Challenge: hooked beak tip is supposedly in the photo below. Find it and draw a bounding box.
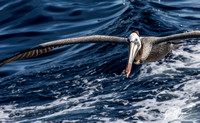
[126,73,129,78]
[125,63,132,78]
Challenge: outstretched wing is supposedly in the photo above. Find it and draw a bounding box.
[154,31,200,44]
[0,35,128,67]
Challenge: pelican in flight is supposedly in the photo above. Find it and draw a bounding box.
[0,31,200,77]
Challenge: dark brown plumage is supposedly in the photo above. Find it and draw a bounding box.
[135,31,200,64]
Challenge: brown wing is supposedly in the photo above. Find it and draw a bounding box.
[0,35,128,67]
[154,31,200,44]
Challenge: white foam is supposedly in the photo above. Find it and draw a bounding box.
[0,88,118,122]
[98,117,129,123]
[130,79,200,122]
[131,43,200,122]
[0,104,17,122]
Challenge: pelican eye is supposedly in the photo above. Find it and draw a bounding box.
[134,39,140,45]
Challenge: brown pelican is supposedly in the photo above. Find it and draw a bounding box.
[0,31,200,77]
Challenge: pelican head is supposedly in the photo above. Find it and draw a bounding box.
[125,31,141,78]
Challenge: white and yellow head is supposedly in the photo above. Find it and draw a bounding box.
[125,31,141,78]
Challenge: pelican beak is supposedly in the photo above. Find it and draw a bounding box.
[125,42,140,78]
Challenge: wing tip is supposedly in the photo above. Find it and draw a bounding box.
[0,59,7,68]
[0,63,5,68]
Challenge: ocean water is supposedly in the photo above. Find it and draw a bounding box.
[0,0,200,122]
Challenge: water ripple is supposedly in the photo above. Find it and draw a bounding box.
[0,0,200,122]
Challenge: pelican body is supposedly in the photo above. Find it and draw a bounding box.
[1,31,200,77]
[135,37,174,64]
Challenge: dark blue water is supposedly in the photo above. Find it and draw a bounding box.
[0,0,200,122]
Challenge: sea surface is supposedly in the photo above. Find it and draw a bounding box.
[0,0,200,122]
